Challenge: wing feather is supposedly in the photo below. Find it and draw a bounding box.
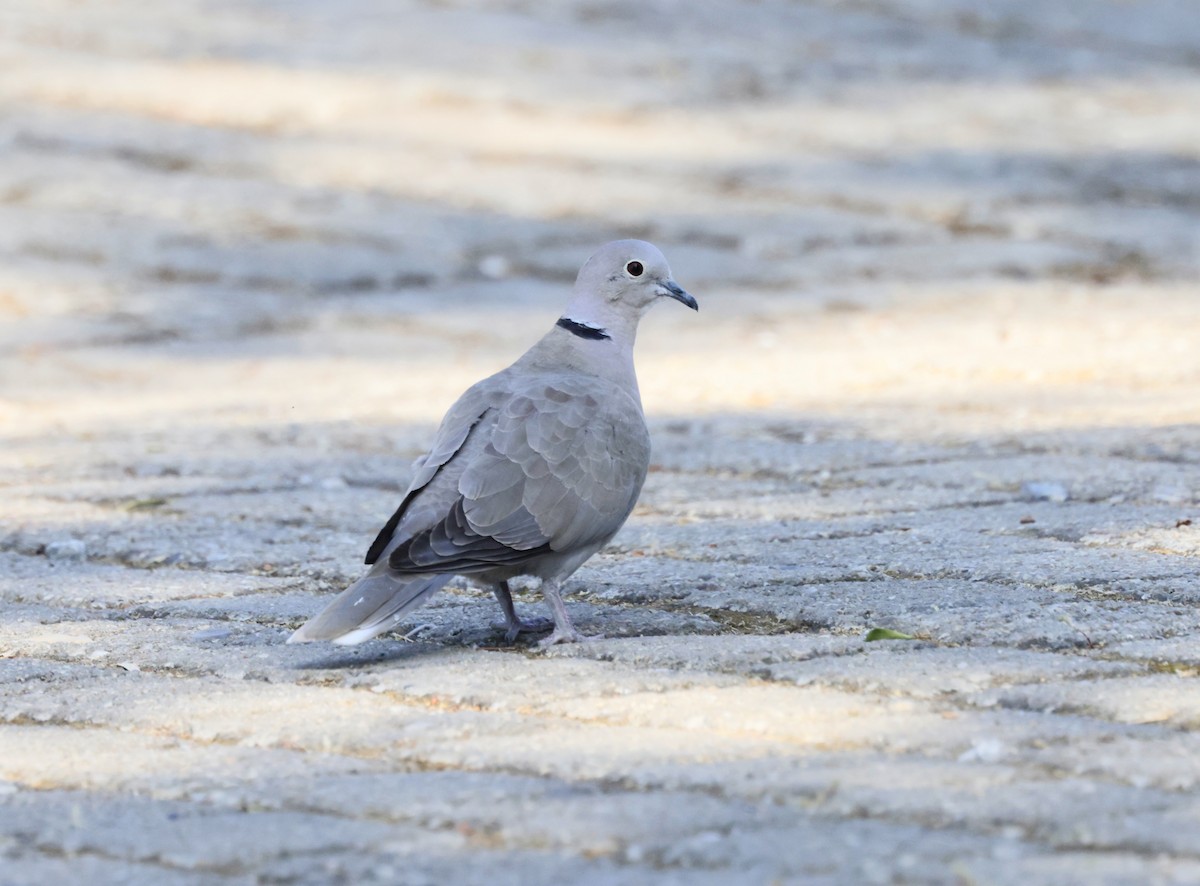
[363,378,502,564]
[383,376,649,576]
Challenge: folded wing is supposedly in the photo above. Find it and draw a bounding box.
[385,376,651,575]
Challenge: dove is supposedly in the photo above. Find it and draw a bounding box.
[288,240,697,648]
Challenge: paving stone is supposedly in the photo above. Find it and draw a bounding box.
[3,0,1200,882]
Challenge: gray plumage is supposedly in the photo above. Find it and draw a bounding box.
[288,240,697,648]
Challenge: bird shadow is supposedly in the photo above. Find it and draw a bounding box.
[288,622,537,670]
[290,641,443,670]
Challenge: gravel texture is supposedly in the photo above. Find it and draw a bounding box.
[3,1,1200,883]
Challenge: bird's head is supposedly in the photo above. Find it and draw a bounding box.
[571,240,698,319]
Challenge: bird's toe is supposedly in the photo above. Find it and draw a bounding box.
[537,627,604,649]
[500,616,555,644]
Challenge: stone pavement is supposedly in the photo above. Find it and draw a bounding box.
[3,1,1200,883]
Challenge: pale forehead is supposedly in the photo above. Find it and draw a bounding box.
[588,239,668,268]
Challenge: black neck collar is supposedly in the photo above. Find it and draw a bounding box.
[556,317,611,341]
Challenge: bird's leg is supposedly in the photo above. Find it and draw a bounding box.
[492,580,553,643]
[537,579,600,648]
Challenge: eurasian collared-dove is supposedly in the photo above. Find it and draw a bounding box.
[288,240,697,648]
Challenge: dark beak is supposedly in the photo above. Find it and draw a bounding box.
[659,279,698,311]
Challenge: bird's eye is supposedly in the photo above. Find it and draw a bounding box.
[625,261,644,277]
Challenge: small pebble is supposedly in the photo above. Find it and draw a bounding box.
[1021,481,1068,503]
[44,539,87,561]
[478,255,511,279]
[958,737,1008,763]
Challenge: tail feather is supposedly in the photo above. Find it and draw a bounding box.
[288,569,453,646]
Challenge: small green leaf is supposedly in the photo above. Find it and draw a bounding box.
[865,628,916,642]
[123,497,169,512]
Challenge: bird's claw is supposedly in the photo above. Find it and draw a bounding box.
[500,616,555,644]
[537,628,605,649]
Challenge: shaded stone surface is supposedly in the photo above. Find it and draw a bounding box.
[3,1,1200,882]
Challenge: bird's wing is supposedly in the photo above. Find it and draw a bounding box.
[363,377,501,564]
[386,375,651,575]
